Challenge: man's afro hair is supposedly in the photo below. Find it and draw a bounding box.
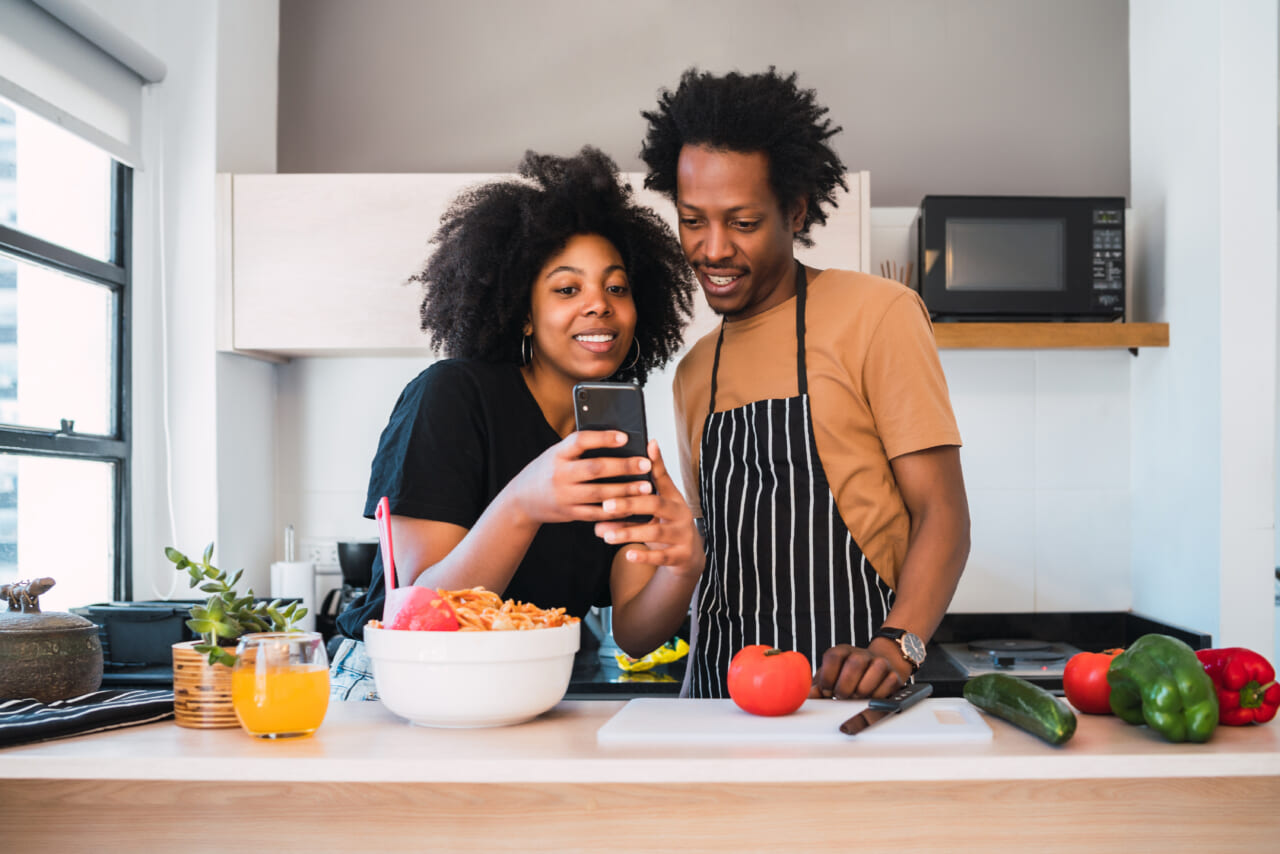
[640,67,847,248]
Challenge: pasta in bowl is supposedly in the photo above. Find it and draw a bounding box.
[364,587,581,728]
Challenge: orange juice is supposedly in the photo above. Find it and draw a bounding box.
[231,665,330,738]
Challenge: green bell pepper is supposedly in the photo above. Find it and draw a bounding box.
[1107,634,1219,743]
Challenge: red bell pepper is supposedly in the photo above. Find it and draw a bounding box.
[1195,647,1280,726]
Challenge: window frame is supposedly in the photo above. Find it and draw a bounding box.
[0,159,132,600]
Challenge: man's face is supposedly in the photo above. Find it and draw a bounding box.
[675,144,805,319]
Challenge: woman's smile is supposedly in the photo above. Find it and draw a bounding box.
[573,327,620,354]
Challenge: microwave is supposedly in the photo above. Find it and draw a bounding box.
[912,195,1126,321]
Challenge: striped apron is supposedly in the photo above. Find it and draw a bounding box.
[685,262,895,698]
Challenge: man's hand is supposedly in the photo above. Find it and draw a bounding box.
[594,441,704,580]
[810,638,914,699]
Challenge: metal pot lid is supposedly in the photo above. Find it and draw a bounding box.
[0,577,96,632]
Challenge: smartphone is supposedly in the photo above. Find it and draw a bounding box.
[573,381,655,524]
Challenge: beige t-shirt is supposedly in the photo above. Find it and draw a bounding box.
[672,269,962,589]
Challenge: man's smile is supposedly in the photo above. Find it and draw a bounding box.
[699,267,749,297]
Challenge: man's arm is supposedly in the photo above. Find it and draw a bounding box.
[874,445,970,657]
[812,444,970,699]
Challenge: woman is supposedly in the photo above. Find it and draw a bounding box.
[330,147,704,699]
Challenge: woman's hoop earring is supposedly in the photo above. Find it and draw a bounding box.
[521,333,532,366]
[622,338,641,371]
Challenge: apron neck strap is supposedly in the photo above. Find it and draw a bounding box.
[708,260,808,415]
[794,260,808,397]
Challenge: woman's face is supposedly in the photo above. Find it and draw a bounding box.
[525,233,636,383]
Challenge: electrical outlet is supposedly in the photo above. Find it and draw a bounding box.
[298,537,339,570]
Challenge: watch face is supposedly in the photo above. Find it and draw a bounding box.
[902,633,927,663]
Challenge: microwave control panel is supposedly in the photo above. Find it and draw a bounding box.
[1090,208,1125,314]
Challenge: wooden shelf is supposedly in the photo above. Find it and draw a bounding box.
[933,322,1169,350]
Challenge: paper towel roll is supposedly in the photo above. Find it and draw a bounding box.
[271,560,317,633]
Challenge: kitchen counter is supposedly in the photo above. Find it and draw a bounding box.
[1,699,1276,853]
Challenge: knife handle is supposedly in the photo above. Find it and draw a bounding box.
[867,681,932,711]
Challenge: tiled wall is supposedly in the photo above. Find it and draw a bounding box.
[941,349,1131,613]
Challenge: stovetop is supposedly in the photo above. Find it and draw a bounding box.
[937,639,1084,679]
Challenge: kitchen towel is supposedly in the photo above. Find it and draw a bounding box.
[0,689,174,748]
[271,559,317,632]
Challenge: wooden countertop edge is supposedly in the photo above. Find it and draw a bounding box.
[3,752,1275,785]
[1,700,1275,785]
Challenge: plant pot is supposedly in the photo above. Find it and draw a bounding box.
[172,641,238,729]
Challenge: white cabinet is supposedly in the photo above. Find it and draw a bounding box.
[217,173,483,357]
[216,171,870,359]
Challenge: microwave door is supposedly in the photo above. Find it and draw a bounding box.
[916,196,1125,321]
[943,217,1069,317]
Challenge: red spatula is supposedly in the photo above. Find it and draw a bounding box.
[375,496,458,631]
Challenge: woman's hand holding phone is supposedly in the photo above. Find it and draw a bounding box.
[594,440,705,580]
[509,430,657,526]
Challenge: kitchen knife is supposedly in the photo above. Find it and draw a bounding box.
[839,682,933,736]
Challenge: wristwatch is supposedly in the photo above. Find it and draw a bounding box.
[872,626,927,674]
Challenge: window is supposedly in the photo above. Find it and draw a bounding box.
[0,97,131,612]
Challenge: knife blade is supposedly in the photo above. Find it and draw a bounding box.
[839,682,933,736]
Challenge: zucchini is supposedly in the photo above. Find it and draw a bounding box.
[963,673,1077,745]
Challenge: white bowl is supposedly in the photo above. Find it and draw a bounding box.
[364,622,580,728]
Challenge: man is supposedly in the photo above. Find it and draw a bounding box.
[639,68,970,700]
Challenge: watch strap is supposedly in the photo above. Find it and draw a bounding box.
[872,626,923,673]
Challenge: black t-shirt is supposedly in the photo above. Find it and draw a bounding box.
[337,359,618,640]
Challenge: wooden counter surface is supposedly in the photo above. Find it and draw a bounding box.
[1,699,1276,853]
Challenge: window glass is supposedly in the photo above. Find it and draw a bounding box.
[0,98,114,263]
[0,255,113,434]
[0,453,114,612]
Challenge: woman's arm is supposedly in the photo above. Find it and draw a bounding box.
[394,430,662,595]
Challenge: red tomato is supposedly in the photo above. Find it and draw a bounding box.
[727,645,812,717]
[387,590,459,631]
[1063,648,1123,715]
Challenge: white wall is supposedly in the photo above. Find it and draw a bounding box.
[1217,1,1278,657]
[213,0,279,596]
[277,0,1131,208]
[943,348,1133,614]
[1130,0,1277,651]
[83,0,222,600]
[79,0,281,598]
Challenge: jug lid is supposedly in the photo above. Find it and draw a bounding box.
[0,577,96,632]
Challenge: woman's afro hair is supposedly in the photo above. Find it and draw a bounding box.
[414,146,695,384]
[640,68,846,248]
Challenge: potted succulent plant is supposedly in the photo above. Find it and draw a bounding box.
[165,544,308,728]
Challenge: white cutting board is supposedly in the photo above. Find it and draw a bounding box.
[596,698,992,745]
